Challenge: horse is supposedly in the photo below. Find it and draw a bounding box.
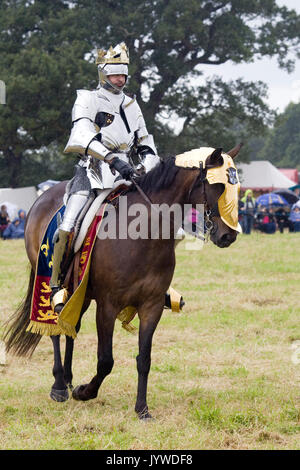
[3,145,241,419]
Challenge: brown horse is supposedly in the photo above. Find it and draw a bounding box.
[4,146,241,419]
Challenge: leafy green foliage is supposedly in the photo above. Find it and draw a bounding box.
[1,0,300,186]
[249,102,300,170]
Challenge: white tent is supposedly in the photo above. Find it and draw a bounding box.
[237,161,295,191]
[0,186,37,218]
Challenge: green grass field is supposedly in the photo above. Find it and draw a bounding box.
[0,231,299,450]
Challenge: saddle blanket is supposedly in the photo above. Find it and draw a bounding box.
[26,202,108,338]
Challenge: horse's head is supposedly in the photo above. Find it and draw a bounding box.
[177,144,243,248]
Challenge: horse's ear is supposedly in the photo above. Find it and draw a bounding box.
[226,142,244,159]
[206,148,223,167]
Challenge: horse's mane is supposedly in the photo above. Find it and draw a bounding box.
[129,156,180,194]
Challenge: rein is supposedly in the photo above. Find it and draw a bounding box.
[130,162,216,242]
[129,175,155,208]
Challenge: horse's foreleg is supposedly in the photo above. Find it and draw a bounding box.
[50,335,69,402]
[135,302,164,420]
[63,335,74,391]
[72,302,116,402]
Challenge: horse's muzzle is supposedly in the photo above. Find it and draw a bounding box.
[216,232,237,248]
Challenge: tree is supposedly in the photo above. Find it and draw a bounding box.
[251,102,300,170]
[0,0,95,187]
[75,0,299,153]
[1,0,300,186]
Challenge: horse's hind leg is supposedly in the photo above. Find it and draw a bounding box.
[50,335,69,402]
[63,298,92,390]
[135,301,164,420]
[72,301,116,402]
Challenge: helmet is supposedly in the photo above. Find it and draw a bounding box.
[96,42,129,94]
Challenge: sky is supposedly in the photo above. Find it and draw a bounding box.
[201,0,300,114]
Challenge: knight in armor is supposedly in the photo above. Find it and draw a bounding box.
[50,42,160,312]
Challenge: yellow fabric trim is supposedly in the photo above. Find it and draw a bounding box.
[26,320,64,337]
[117,306,138,334]
[169,287,182,313]
[56,255,91,338]
[175,147,215,168]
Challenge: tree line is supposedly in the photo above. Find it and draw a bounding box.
[1,0,300,187]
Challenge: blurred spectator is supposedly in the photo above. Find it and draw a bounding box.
[238,198,244,224]
[289,207,300,232]
[256,207,277,234]
[0,205,10,238]
[241,189,256,234]
[274,207,290,233]
[3,209,26,239]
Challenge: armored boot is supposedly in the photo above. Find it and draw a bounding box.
[50,229,70,314]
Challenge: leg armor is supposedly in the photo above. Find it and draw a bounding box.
[59,190,90,233]
[50,190,90,313]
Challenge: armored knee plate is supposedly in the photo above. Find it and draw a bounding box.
[60,191,90,233]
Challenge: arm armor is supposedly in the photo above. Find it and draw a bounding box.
[134,109,159,171]
[64,89,112,161]
[136,131,160,172]
[64,117,112,160]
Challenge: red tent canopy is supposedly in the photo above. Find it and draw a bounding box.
[279,169,299,184]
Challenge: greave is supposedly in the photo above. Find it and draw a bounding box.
[50,229,70,288]
[60,191,90,232]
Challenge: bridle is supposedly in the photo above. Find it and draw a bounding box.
[187,162,219,242]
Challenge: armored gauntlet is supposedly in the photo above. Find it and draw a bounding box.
[109,157,134,180]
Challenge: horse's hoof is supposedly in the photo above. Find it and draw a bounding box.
[137,408,153,421]
[140,413,153,421]
[50,388,69,402]
[72,384,89,401]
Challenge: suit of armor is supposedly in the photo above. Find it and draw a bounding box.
[50,43,159,311]
[64,86,158,193]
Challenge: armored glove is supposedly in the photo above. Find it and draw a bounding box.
[135,162,146,176]
[108,156,134,180]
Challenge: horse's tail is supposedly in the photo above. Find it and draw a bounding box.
[2,267,42,357]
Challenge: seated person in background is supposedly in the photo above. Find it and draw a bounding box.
[288,206,300,232]
[256,207,277,234]
[2,209,26,239]
[0,205,10,238]
[274,207,289,233]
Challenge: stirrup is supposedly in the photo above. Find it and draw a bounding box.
[50,287,69,314]
[164,287,185,312]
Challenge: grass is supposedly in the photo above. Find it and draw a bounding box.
[0,231,299,450]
